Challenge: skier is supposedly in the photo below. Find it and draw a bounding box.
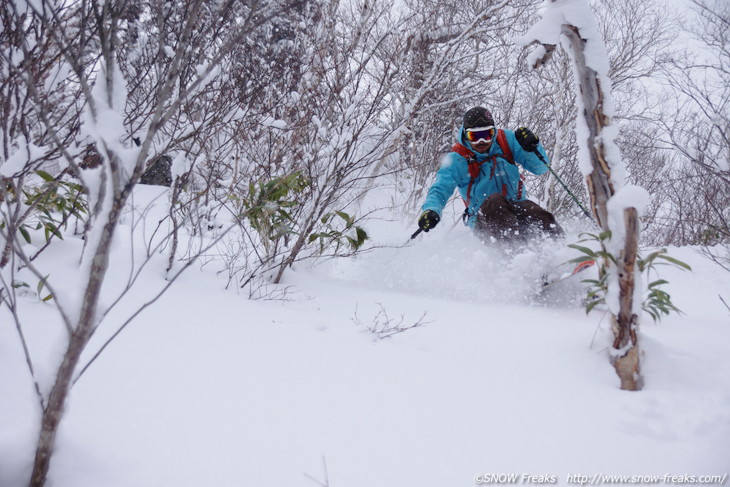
[417,106,563,244]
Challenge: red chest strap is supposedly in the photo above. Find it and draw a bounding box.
[496,129,513,165]
[451,143,480,207]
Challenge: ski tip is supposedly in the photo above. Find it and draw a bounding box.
[572,259,596,275]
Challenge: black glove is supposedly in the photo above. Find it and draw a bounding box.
[418,210,440,232]
[515,127,540,152]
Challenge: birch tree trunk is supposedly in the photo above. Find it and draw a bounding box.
[525,7,643,390]
[561,24,642,391]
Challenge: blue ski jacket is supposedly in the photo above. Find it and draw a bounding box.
[421,127,550,227]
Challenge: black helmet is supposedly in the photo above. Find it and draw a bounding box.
[463,106,494,129]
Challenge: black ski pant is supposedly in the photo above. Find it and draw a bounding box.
[474,194,563,243]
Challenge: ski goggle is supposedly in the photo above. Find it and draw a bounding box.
[465,126,496,144]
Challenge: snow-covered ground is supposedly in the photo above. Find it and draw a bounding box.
[1,186,729,487]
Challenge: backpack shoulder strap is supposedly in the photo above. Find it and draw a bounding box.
[450,143,481,209]
[495,129,514,165]
[494,129,525,199]
[451,143,481,176]
[451,142,474,160]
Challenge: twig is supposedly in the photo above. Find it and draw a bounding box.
[720,295,730,314]
[303,456,330,487]
[352,303,431,339]
[1,278,47,411]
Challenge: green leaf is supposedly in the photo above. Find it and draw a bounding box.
[645,309,659,322]
[36,170,55,182]
[37,276,45,296]
[44,222,62,241]
[355,226,368,244]
[567,255,596,265]
[576,231,600,241]
[655,254,692,271]
[19,225,32,244]
[567,244,597,258]
[585,298,603,314]
[62,180,84,192]
[335,211,353,226]
[647,279,669,288]
[601,252,618,265]
[642,249,663,261]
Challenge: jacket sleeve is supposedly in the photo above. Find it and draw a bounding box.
[420,154,461,217]
[505,130,550,175]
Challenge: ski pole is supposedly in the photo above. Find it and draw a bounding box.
[534,150,593,219]
[410,228,423,239]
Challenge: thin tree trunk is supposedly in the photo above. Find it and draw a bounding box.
[30,203,121,487]
[611,207,641,390]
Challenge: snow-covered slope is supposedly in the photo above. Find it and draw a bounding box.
[1,186,729,487]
